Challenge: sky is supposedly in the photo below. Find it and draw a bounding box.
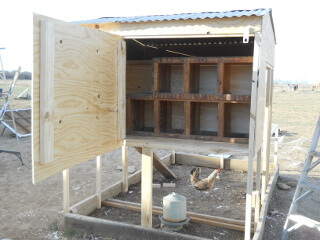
[0,0,319,83]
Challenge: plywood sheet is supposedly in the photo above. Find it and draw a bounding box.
[229,65,252,95]
[126,64,153,94]
[171,101,184,130]
[33,14,122,183]
[199,65,218,94]
[200,103,218,132]
[144,101,154,128]
[230,103,250,134]
[170,65,184,93]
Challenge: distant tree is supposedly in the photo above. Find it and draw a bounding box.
[4,70,32,80]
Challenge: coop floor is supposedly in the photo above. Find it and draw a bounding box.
[90,165,257,239]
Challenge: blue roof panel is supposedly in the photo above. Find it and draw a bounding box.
[75,8,271,24]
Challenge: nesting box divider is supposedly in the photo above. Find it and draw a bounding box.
[126,57,252,143]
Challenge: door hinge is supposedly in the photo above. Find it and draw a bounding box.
[243,27,250,43]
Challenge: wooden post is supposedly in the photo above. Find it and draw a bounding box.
[141,147,153,228]
[254,148,262,230]
[185,101,192,136]
[262,68,273,201]
[220,154,224,169]
[122,141,129,193]
[245,32,261,240]
[171,150,176,164]
[63,169,70,213]
[40,20,55,165]
[274,127,279,166]
[96,155,102,209]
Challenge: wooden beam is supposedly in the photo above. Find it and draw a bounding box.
[40,20,55,165]
[70,170,142,216]
[126,93,251,103]
[244,32,261,240]
[185,101,192,136]
[218,102,225,138]
[126,136,249,156]
[254,148,262,230]
[175,153,275,173]
[117,40,126,140]
[64,213,208,240]
[252,166,279,240]
[96,156,102,209]
[122,142,129,192]
[102,199,254,232]
[128,131,248,144]
[262,68,273,201]
[183,62,191,93]
[63,169,70,213]
[135,147,176,179]
[154,100,161,134]
[141,147,153,228]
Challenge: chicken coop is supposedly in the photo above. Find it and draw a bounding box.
[32,8,277,240]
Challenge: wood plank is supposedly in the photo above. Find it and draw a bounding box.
[175,153,275,173]
[183,62,191,93]
[33,14,122,183]
[63,169,70,213]
[70,170,142,216]
[141,148,153,228]
[126,64,153,94]
[218,102,225,138]
[127,136,249,155]
[252,166,279,240]
[102,199,254,232]
[135,147,176,179]
[244,31,261,240]
[40,20,55,165]
[91,17,261,39]
[117,40,126,140]
[154,100,161,133]
[128,131,248,143]
[126,99,133,131]
[122,143,129,192]
[96,156,102,209]
[185,101,191,136]
[64,213,208,240]
[154,57,253,65]
[126,93,251,103]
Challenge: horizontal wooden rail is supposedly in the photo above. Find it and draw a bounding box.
[102,199,254,233]
[126,93,251,103]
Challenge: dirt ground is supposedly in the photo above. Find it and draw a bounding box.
[1,84,320,239]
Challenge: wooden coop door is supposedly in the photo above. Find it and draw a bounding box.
[32,14,125,183]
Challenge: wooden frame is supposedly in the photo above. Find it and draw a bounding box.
[63,152,278,239]
[126,57,253,144]
[34,9,276,240]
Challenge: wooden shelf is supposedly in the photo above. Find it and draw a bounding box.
[126,57,253,144]
[127,93,251,103]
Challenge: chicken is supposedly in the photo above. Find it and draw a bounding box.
[190,167,221,190]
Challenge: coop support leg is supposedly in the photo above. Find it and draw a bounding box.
[96,155,102,209]
[122,141,129,193]
[141,147,153,228]
[254,148,262,230]
[63,169,70,213]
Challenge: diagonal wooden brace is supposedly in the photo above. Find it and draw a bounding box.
[134,147,176,179]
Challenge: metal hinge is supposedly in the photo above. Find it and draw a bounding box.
[243,27,250,43]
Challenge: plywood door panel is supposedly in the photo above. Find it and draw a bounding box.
[33,14,123,183]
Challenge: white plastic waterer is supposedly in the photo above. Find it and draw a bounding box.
[160,192,189,227]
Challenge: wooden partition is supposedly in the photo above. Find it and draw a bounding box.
[126,57,253,143]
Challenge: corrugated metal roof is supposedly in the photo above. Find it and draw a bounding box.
[75,8,271,24]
